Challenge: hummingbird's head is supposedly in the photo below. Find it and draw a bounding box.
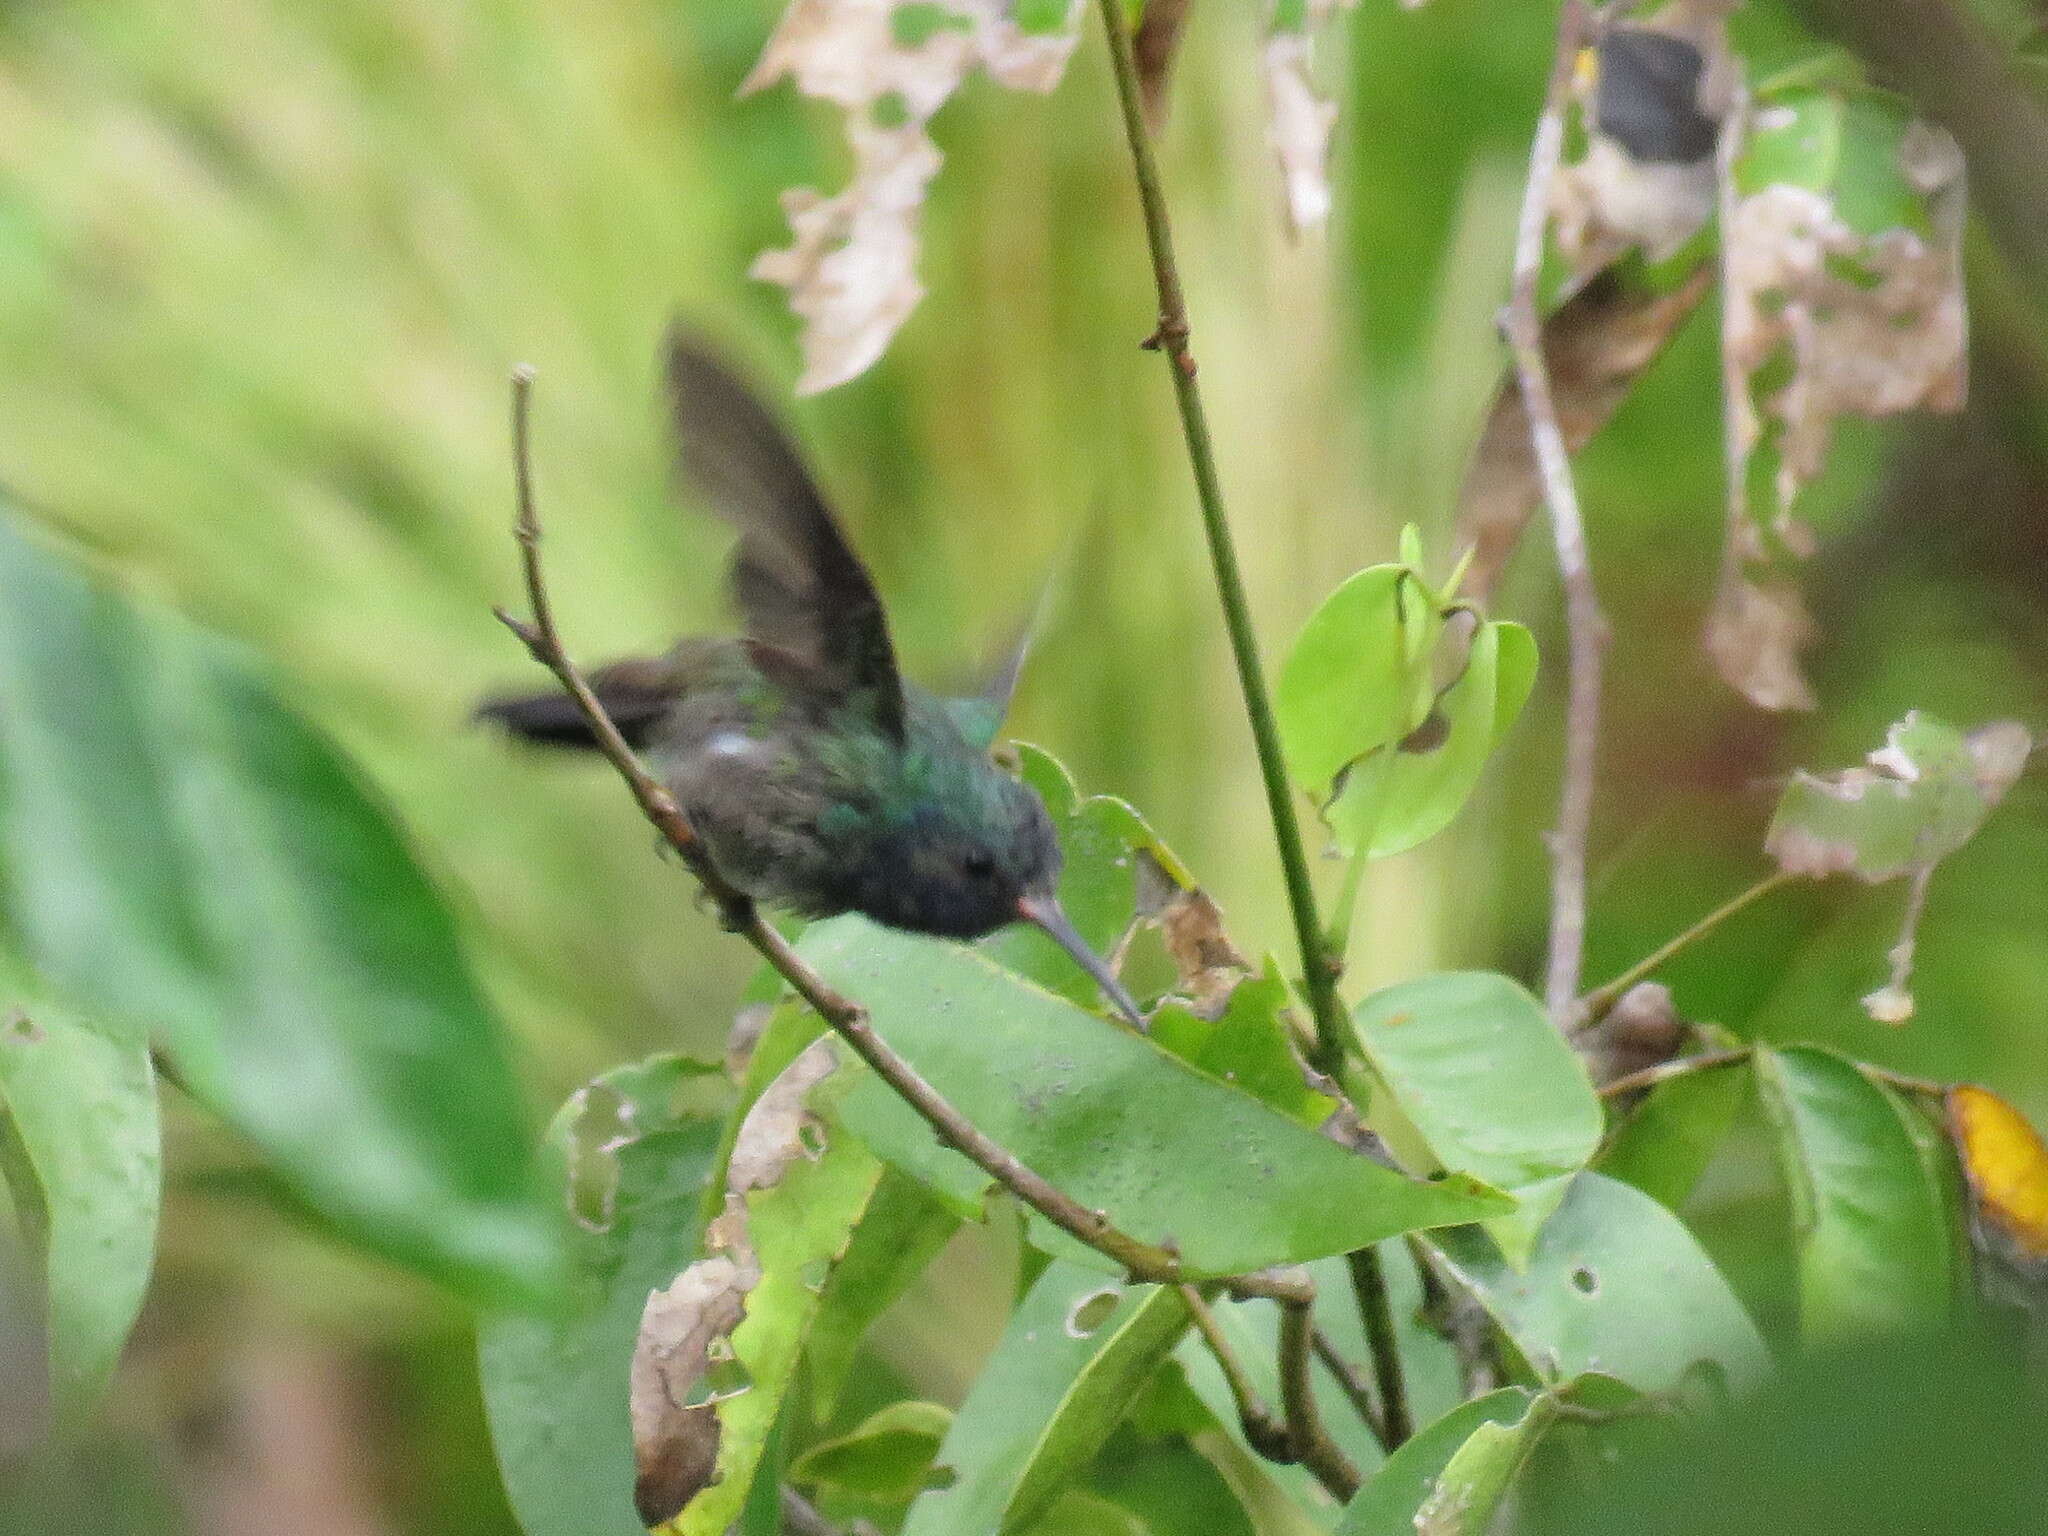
[858,771,1145,1027]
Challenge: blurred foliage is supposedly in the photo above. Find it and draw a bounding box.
[0,0,2046,1530]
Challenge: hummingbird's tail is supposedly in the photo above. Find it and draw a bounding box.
[475,677,673,751]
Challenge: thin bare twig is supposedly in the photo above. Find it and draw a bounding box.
[1178,1286,1292,1463]
[1310,1327,1386,1447]
[496,368,1309,1307]
[1410,1237,1499,1398]
[1578,868,1798,1025]
[781,1487,878,1536]
[1502,0,1608,1030]
[1345,1246,1411,1448]
[1597,1047,1750,1100]
[1277,1297,1362,1503]
[1092,0,1351,1077]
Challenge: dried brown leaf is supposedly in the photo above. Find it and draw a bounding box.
[1703,572,1817,713]
[1134,0,1195,128]
[746,0,1083,392]
[1263,0,1357,233]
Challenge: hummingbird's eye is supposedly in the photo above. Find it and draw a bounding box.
[962,850,997,881]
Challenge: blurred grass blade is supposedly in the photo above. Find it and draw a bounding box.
[478,1056,729,1536]
[0,515,560,1304]
[800,919,1511,1277]
[0,975,159,1435]
[1756,1046,1955,1341]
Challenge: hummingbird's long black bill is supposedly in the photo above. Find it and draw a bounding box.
[1017,894,1147,1031]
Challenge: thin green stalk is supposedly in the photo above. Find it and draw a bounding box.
[1093,0,1349,1073]
[1579,869,1799,1025]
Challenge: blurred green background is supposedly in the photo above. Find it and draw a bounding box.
[2,0,2045,1529]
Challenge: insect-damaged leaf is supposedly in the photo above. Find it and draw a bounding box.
[1764,712,2031,1021]
[1710,85,1968,711]
[1756,1046,1955,1341]
[745,0,1085,393]
[0,984,159,1436]
[478,1057,729,1536]
[633,1040,883,1533]
[1424,1173,1769,1395]
[799,920,1511,1277]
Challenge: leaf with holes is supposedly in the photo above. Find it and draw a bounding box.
[0,981,158,1435]
[802,920,1510,1278]
[1756,1046,1954,1341]
[1425,1173,1769,1394]
[478,1056,729,1536]
[1351,972,1603,1267]
[902,1264,1172,1536]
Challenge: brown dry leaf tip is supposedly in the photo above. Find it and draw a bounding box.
[1549,1,1737,284]
[631,1203,763,1527]
[630,1040,842,1526]
[745,0,1085,393]
[1703,572,1818,713]
[1132,848,1249,1017]
[1947,1084,2048,1279]
[1263,0,1359,233]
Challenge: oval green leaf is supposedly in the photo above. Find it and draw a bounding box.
[1351,972,1602,1266]
[1277,565,1439,790]
[1754,1045,1954,1341]
[1424,1173,1770,1393]
[801,920,1510,1277]
[0,517,559,1304]
[1337,1389,1536,1535]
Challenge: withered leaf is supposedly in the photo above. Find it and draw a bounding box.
[746,0,1084,392]
[1703,572,1817,713]
[1263,0,1358,233]
[1133,0,1195,128]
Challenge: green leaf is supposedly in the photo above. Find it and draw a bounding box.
[1595,1062,1751,1212]
[1765,713,2030,885]
[805,1169,960,1422]
[900,1264,1145,1534]
[649,1043,885,1535]
[1425,1173,1770,1393]
[1754,1046,1953,1341]
[478,1056,729,1536]
[1277,565,1439,791]
[1338,1390,1536,1535]
[1327,621,1537,860]
[1351,972,1602,1267]
[1149,966,1335,1128]
[0,984,159,1433]
[1002,1286,1193,1533]
[0,517,558,1304]
[801,920,1510,1277]
[1411,1392,1555,1536]
[792,1400,953,1500]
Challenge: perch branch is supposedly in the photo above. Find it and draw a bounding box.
[1596,1048,1750,1100]
[1502,0,1608,1030]
[1093,0,1351,1077]
[496,367,1308,1306]
[1178,1286,1293,1464]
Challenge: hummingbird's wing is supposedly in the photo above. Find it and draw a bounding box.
[665,333,907,742]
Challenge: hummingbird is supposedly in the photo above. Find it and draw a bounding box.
[481,333,1144,1027]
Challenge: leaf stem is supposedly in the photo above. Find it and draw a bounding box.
[1578,869,1799,1025]
[1596,1047,1750,1100]
[1345,1246,1412,1448]
[1177,1285,1293,1463]
[1277,1293,1363,1502]
[1503,0,1609,1031]
[496,368,1308,1307]
[1093,0,1349,1076]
